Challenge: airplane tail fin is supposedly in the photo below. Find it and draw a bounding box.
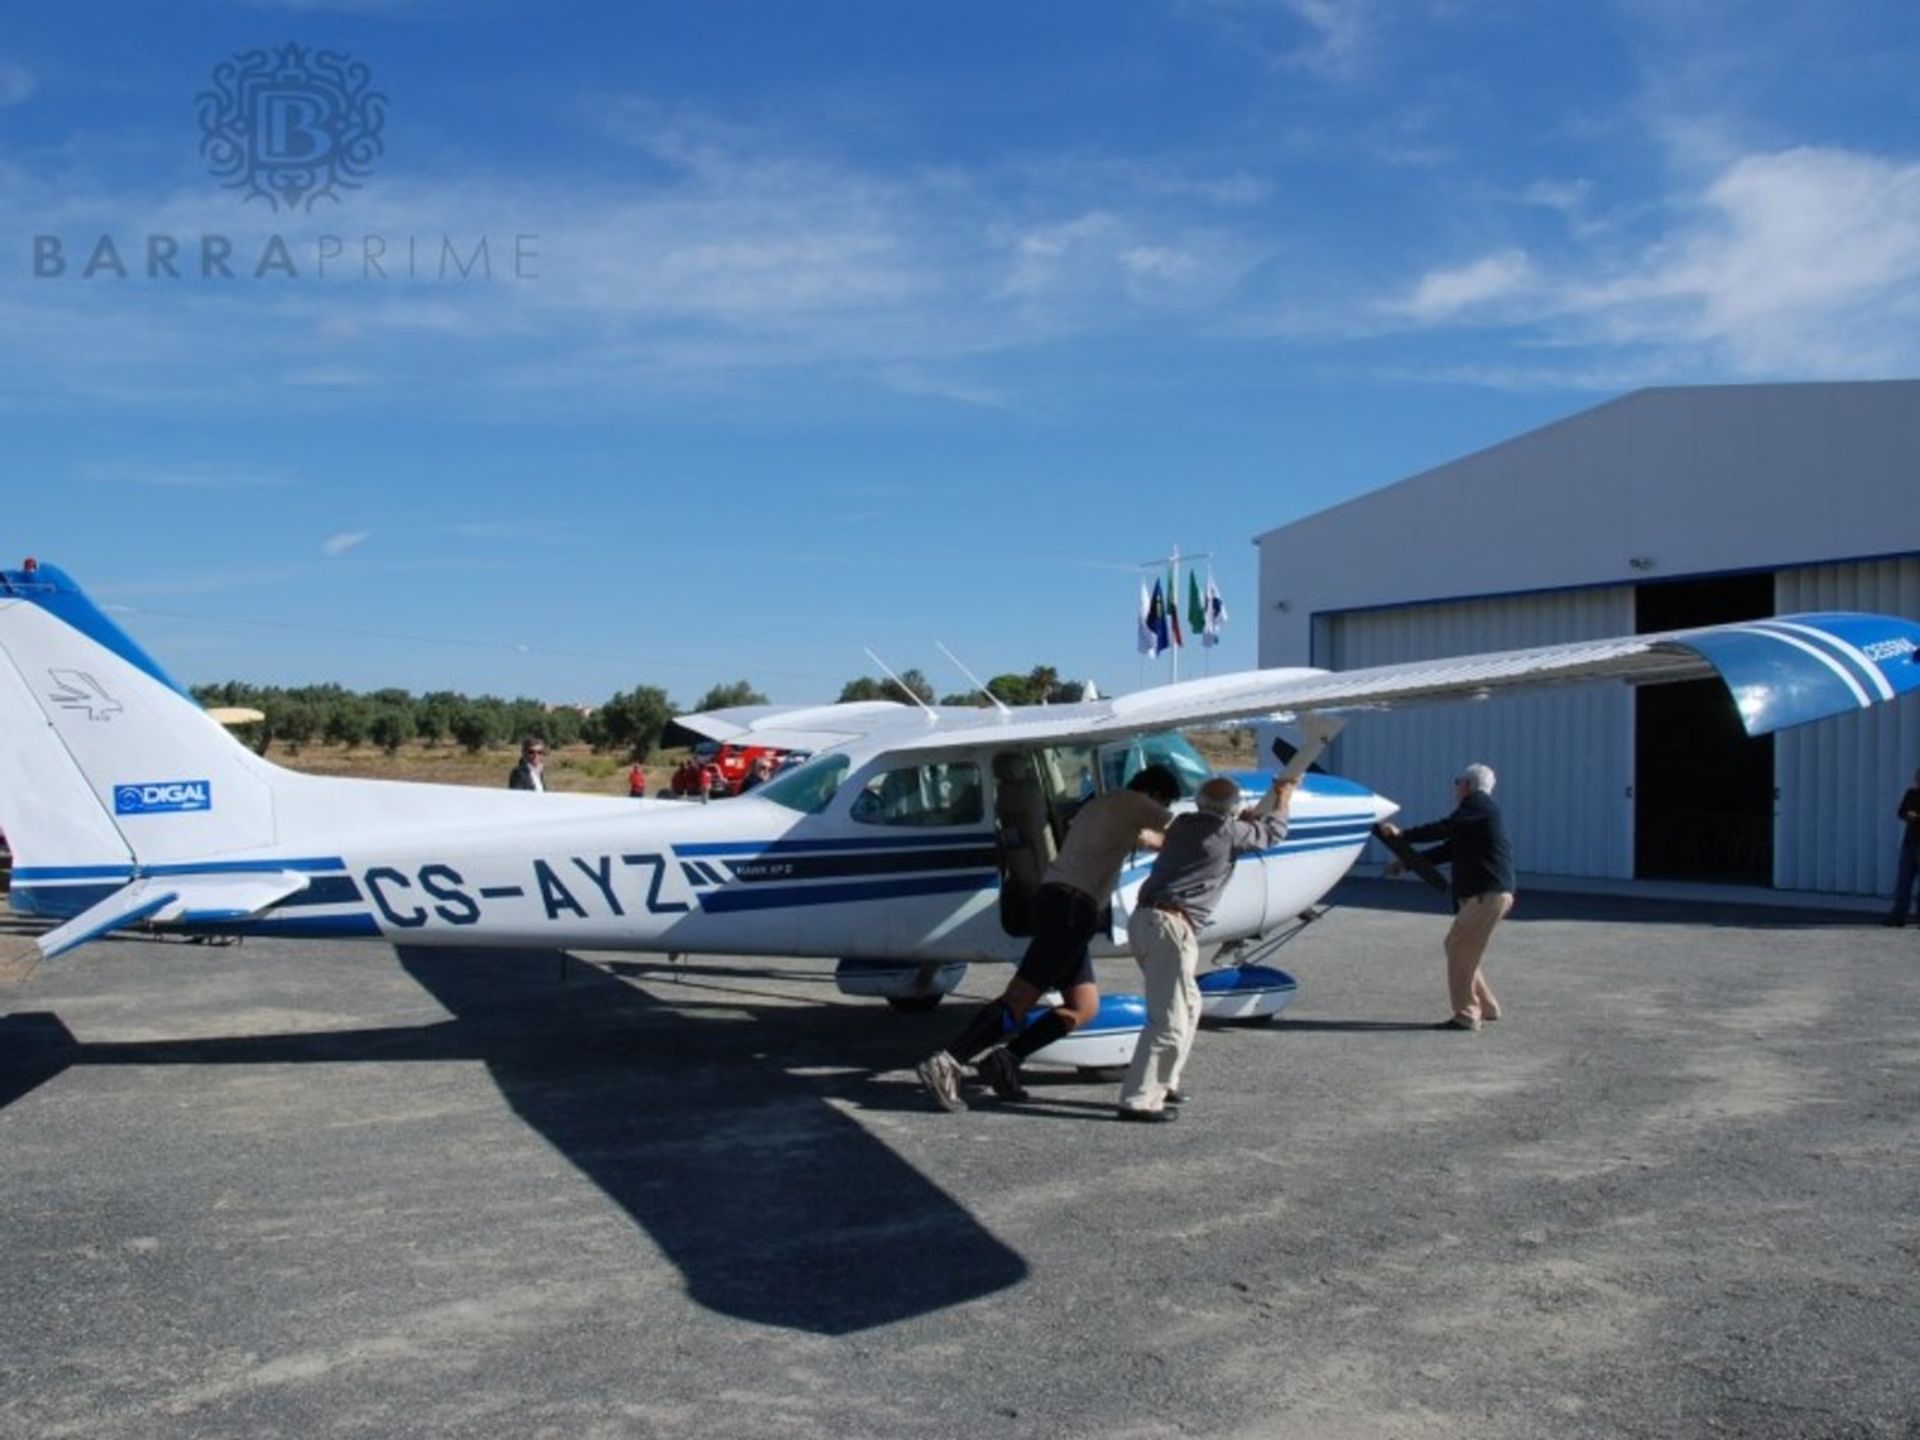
[0,561,288,902]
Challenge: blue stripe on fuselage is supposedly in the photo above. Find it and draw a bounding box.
[13,856,347,882]
[676,831,994,857]
[699,871,993,913]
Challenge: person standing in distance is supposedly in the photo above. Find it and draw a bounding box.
[1380,762,1514,1031]
[916,764,1179,1111]
[508,738,547,792]
[1117,773,1298,1122]
[1883,767,1920,927]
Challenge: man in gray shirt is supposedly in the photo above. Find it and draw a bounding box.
[1117,774,1297,1122]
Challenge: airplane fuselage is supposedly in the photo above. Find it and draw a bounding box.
[11,745,1396,965]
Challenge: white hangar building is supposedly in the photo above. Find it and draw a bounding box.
[1254,380,1920,899]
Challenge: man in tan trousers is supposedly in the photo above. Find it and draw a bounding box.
[1380,763,1515,1031]
[1117,774,1297,1121]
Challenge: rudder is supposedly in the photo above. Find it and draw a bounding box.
[0,562,284,885]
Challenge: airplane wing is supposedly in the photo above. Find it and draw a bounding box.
[866,612,1920,758]
[670,699,928,753]
[30,871,313,962]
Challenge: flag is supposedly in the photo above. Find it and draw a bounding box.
[1136,580,1154,654]
[1202,568,1227,647]
[1187,569,1206,639]
[1166,564,1183,647]
[1145,579,1171,656]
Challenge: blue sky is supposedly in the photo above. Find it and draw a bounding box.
[4,1,1918,707]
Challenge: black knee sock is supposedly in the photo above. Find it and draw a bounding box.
[1007,1009,1072,1061]
[945,1001,1016,1064]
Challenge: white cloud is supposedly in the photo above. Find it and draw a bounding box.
[320,531,371,557]
[1184,0,1375,81]
[1521,178,1609,238]
[1380,146,1920,383]
[1389,248,1537,321]
[1562,146,1920,374]
[0,62,33,107]
[1279,0,1371,78]
[0,97,1285,416]
[1121,246,1201,284]
[1000,212,1122,297]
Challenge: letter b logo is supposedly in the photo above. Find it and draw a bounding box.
[257,89,334,163]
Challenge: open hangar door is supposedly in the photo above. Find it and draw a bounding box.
[1631,572,1775,885]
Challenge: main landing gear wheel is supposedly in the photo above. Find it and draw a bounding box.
[884,993,944,1013]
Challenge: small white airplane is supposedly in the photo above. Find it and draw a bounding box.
[3,557,1917,1061]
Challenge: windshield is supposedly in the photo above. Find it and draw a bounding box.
[1097,731,1212,798]
[755,752,851,814]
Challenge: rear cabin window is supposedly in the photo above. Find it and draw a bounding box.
[850,762,984,827]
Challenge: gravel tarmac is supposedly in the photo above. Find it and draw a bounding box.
[3,880,1918,1439]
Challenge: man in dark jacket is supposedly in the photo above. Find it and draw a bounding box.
[1381,762,1514,1031]
[508,738,547,792]
[1885,767,1920,926]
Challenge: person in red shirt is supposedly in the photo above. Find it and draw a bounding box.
[628,763,648,798]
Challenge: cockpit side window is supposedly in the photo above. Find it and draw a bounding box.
[850,761,984,827]
[756,753,852,814]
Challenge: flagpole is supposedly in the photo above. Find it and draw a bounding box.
[1170,545,1180,684]
[1134,545,1213,687]
[1202,561,1211,678]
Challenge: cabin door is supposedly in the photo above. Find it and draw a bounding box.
[990,744,1098,936]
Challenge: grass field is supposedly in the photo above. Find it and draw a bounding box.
[266,741,655,795]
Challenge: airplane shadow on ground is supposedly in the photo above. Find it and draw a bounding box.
[0,944,1028,1335]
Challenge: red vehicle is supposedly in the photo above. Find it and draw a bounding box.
[670,742,797,797]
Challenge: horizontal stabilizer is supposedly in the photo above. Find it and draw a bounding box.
[32,871,312,961]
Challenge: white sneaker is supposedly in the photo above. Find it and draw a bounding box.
[916,1051,967,1112]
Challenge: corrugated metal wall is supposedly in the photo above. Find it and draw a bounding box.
[1775,557,1920,896]
[1321,587,1636,880]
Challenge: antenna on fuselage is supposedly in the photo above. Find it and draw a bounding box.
[863,647,938,718]
[935,640,1012,716]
